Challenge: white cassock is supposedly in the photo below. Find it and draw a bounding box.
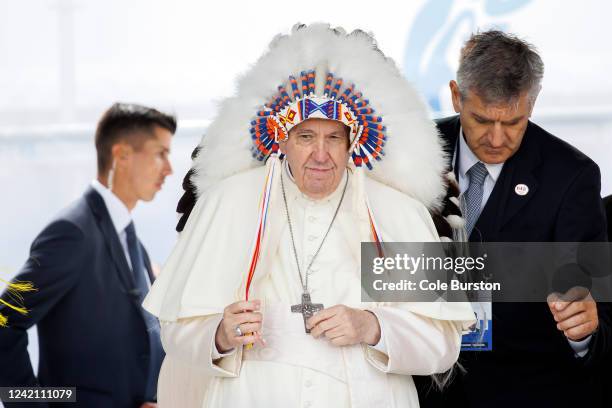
[144,163,475,408]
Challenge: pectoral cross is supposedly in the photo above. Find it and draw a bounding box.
[291,292,324,333]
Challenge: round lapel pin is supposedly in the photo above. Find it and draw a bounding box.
[514,183,529,196]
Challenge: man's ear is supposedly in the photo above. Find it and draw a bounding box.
[449,80,462,114]
[111,142,133,169]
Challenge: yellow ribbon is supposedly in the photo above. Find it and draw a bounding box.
[0,278,37,327]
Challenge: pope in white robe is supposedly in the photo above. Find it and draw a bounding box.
[143,24,475,408]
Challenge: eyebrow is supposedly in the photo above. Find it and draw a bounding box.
[473,112,525,125]
[294,129,345,136]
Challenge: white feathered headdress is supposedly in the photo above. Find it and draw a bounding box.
[189,23,447,210]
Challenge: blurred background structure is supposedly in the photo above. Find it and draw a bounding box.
[1,0,611,379]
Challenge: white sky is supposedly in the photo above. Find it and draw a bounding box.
[1,0,611,129]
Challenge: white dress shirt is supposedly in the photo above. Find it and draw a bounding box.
[453,129,591,358]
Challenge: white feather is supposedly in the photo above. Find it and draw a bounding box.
[446,214,466,228]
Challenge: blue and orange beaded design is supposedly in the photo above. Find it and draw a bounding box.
[249,70,387,170]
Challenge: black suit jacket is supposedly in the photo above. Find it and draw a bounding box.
[416,116,611,408]
[0,188,164,408]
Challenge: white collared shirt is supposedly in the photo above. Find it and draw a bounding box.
[91,180,147,285]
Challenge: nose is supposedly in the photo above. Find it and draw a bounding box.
[164,157,173,176]
[488,122,505,148]
[312,138,329,162]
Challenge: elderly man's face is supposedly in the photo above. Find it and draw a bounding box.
[280,118,350,199]
[450,80,535,164]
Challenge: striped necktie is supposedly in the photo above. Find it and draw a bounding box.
[463,161,488,235]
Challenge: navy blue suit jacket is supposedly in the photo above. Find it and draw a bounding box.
[415,116,611,408]
[0,187,164,407]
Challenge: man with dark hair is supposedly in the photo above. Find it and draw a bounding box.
[0,103,175,407]
[416,30,611,407]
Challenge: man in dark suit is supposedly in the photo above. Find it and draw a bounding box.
[0,103,175,407]
[416,30,610,407]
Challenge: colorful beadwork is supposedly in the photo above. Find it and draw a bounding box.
[249,70,387,170]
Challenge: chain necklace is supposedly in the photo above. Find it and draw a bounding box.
[281,167,349,293]
[281,167,349,333]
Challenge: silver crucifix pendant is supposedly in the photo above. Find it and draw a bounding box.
[291,292,324,333]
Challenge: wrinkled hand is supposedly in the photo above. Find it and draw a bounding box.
[215,300,265,353]
[547,287,598,341]
[307,305,381,347]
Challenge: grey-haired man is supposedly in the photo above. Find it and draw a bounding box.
[416,30,611,408]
